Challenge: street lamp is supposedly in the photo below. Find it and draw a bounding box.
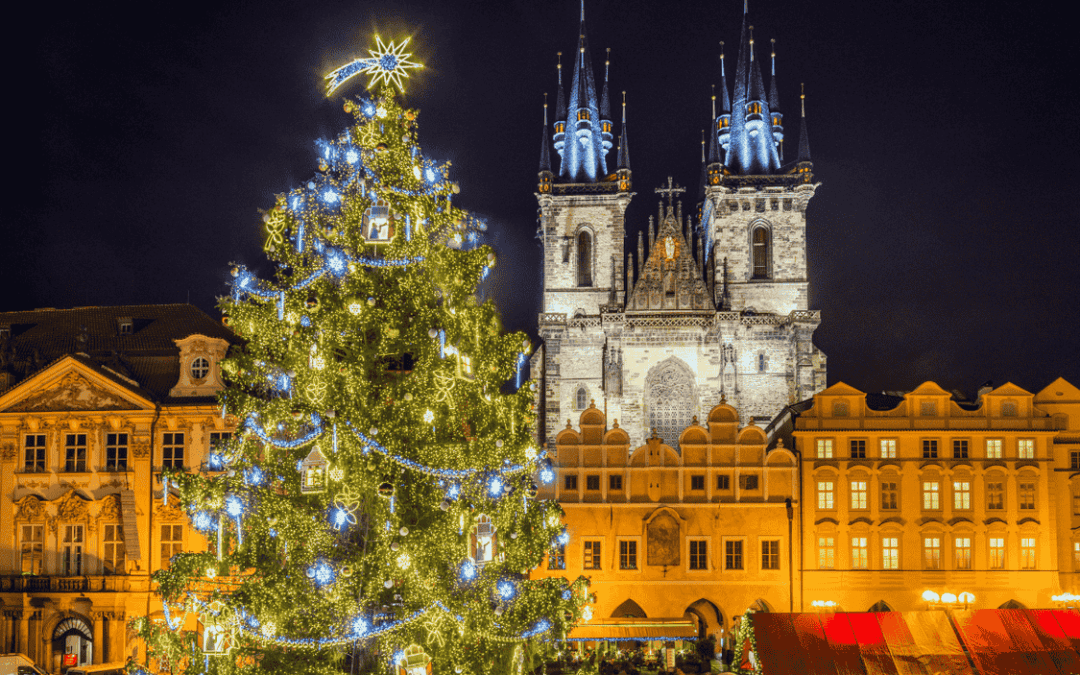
[922,589,974,610]
[1051,593,1080,609]
[810,600,839,611]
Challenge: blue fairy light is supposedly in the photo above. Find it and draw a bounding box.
[225,495,244,518]
[245,468,264,485]
[539,466,555,484]
[300,316,311,327]
[352,617,369,636]
[332,508,349,529]
[363,102,376,118]
[425,168,437,182]
[193,512,215,531]
[489,476,504,498]
[346,149,359,164]
[309,561,335,586]
[497,579,516,600]
[557,530,570,546]
[326,249,348,277]
[290,196,303,211]
[562,590,572,601]
[323,190,339,204]
[448,483,461,499]
[460,560,477,581]
[207,453,223,470]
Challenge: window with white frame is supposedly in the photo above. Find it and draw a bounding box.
[1020,537,1036,569]
[689,540,708,570]
[817,481,835,510]
[106,433,128,471]
[816,439,833,459]
[64,433,87,472]
[922,481,940,510]
[851,537,868,569]
[1018,439,1034,460]
[818,536,835,569]
[619,540,637,570]
[23,434,46,472]
[850,480,868,510]
[850,439,866,459]
[103,524,125,575]
[922,439,938,459]
[986,439,1003,459]
[954,536,972,570]
[953,481,971,510]
[161,524,183,569]
[20,524,44,575]
[953,439,969,459]
[882,537,900,570]
[61,524,85,575]
[162,432,185,469]
[879,439,897,459]
[725,540,744,570]
[761,540,780,570]
[583,541,601,570]
[989,537,1005,569]
[923,536,942,570]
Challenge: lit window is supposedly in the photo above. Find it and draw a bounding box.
[23,434,46,472]
[191,357,210,380]
[584,541,601,570]
[850,481,868,510]
[619,540,637,570]
[103,524,125,575]
[689,540,708,570]
[817,481,835,510]
[162,432,185,469]
[953,481,971,510]
[923,536,941,570]
[880,439,897,459]
[816,439,833,459]
[850,439,866,459]
[20,525,43,575]
[986,439,1003,459]
[725,540,743,570]
[1020,537,1036,569]
[691,475,705,490]
[851,537,868,570]
[62,524,85,576]
[1018,439,1034,460]
[761,541,780,570]
[549,543,565,570]
[818,536,835,569]
[987,482,1004,510]
[106,433,128,471]
[1019,482,1036,510]
[952,439,968,459]
[161,524,183,569]
[922,440,938,459]
[922,481,940,510]
[989,537,1005,569]
[64,434,87,472]
[882,537,899,570]
[954,537,972,570]
[881,482,898,510]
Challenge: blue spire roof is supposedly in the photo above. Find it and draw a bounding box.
[540,100,552,173]
[720,10,782,175]
[552,3,610,183]
[617,94,630,171]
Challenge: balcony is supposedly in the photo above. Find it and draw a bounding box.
[0,575,141,592]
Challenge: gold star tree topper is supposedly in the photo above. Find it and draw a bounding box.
[326,36,422,95]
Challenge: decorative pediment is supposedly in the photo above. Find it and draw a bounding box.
[155,501,187,522]
[627,205,710,312]
[16,495,46,521]
[98,494,123,521]
[55,489,92,522]
[2,366,144,413]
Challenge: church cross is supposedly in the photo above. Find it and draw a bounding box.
[654,176,685,207]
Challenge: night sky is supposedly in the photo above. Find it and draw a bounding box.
[12,0,1079,398]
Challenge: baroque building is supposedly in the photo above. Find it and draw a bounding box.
[0,305,234,671]
[532,3,825,452]
[794,380,1078,612]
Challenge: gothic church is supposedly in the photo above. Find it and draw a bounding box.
[531,4,826,450]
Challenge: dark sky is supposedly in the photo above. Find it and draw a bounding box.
[12,0,1079,398]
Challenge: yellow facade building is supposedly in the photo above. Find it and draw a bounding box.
[793,381,1069,612]
[0,305,233,672]
[530,401,800,641]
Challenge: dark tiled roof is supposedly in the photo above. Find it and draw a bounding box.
[865,393,905,411]
[0,304,235,400]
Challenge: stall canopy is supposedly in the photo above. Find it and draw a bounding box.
[566,618,698,641]
[745,610,1080,675]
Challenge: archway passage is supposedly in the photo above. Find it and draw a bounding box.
[868,600,894,613]
[685,598,724,640]
[52,616,93,670]
[646,358,695,452]
[999,599,1027,609]
[611,598,647,618]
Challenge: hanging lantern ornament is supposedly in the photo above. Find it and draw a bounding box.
[397,644,432,675]
[378,482,395,498]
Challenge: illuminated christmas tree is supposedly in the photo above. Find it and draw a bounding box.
[136,36,585,675]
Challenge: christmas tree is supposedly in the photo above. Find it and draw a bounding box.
[136,36,586,675]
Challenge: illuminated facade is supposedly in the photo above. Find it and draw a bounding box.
[0,305,233,671]
[793,381,1068,612]
[533,4,825,452]
[530,401,799,639]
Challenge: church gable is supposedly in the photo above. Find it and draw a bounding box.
[627,204,709,312]
[0,356,153,413]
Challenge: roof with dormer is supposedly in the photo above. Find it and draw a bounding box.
[626,207,710,311]
[0,304,236,400]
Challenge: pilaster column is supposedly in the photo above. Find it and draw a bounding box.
[18,611,29,657]
[91,613,104,664]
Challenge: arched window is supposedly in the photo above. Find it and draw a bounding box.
[575,387,588,410]
[646,358,695,452]
[577,231,593,286]
[752,227,770,279]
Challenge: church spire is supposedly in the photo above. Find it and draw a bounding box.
[539,94,551,173]
[554,1,610,182]
[797,83,812,171]
[724,6,781,174]
[616,91,632,192]
[769,38,784,162]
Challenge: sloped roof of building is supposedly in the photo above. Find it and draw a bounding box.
[0,304,235,400]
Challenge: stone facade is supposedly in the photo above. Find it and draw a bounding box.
[0,305,233,671]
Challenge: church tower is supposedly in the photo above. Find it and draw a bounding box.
[701,4,826,415]
[536,4,633,318]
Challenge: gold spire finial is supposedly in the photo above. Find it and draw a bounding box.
[800,82,806,117]
[711,84,716,118]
